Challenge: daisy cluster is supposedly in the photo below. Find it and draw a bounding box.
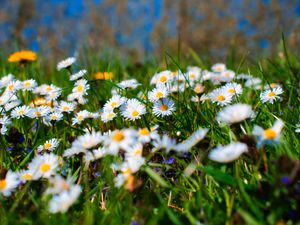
[0,58,289,215]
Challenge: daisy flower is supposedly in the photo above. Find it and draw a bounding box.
[72,110,90,125]
[48,185,81,213]
[58,101,75,113]
[22,79,37,91]
[101,110,116,123]
[216,103,254,125]
[295,124,300,133]
[211,63,226,73]
[208,88,233,106]
[152,98,175,117]
[19,170,34,183]
[28,153,59,179]
[6,80,22,93]
[175,128,208,152]
[155,71,173,86]
[121,99,146,121]
[0,171,19,196]
[37,138,60,153]
[47,111,64,122]
[103,94,127,111]
[72,79,90,98]
[11,105,32,118]
[264,83,281,90]
[70,69,87,81]
[57,57,76,71]
[28,106,52,119]
[118,79,140,89]
[193,84,204,95]
[104,129,137,155]
[222,82,243,96]
[0,115,11,135]
[260,87,284,104]
[253,119,284,146]
[0,74,14,88]
[245,77,262,90]
[125,143,143,158]
[220,70,235,82]
[63,132,103,157]
[208,142,248,163]
[45,175,76,195]
[4,100,21,111]
[137,127,159,143]
[152,134,177,153]
[148,85,169,102]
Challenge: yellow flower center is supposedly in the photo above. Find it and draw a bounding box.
[139,128,150,136]
[46,86,53,92]
[123,168,131,175]
[40,163,51,173]
[18,109,25,115]
[189,74,196,79]
[264,129,277,139]
[63,106,70,111]
[8,84,14,91]
[131,110,139,117]
[134,149,142,156]
[77,115,84,121]
[156,92,163,98]
[270,83,277,88]
[51,115,58,120]
[216,95,225,101]
[159,76,167,83]
[24,81,31,88]
[44,143,52,150]
[160,104,168,111]
[194,85,203,94]
[22,173,32,180]
[228,88,235,94]
[111,102,117,108]
[77,85,84,93]
[268,91,276,97]
[113,131,124,142]
[108,112,114,119]
[34,111,42,117]
[0,180,7,190]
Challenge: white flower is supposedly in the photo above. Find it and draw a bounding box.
[260,87,284,104]
[0,74,14,88]
[48,185,81,213]
[28,153,59,179]
[70,69,87,81]
[220,70,235,82]
[28,106,52,119]
[253,119,284,146]
[57,57,76,71]
[59,101,75,113]
[152,98,175,117]
[137,127,159,143]
[0,115,11,135]
[208,142,248,163]
[6,80,22,93]
[121,99,146,121]
[104,129,137,155]
[155,71,173,86]
[37,138,60,153]
[22,79,37,91]
[45,175,75,195]
[217,103,254,125]
[211,63,226,73]
[208,88,233,106]
[222,82,243,96]
[63,132,103,157]
[72,110,89,125]
[47,111,64,122]
[11,105,32,118]
[118,79,140,89]
[72,79,90,97]
[175,128,208,152]
[148,85,169,102]
[295,124,300,133]
[0,171,19,196]
[100,110,116,123]
[245,77,262,90]
[103,94,127,111]
[18,170,34,183]
[152,134,177,153]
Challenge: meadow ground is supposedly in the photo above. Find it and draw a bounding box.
[0,41,299,225]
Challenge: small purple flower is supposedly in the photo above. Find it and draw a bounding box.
[280,176,291,185]
[7,147,13,152]
[32,121,38,131]
[131,221,141,225]
[164,157,175,165]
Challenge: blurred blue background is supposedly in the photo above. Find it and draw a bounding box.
[1,0,300,59]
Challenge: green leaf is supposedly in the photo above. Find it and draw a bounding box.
[144,166,170,188]
[199,166,237,186]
